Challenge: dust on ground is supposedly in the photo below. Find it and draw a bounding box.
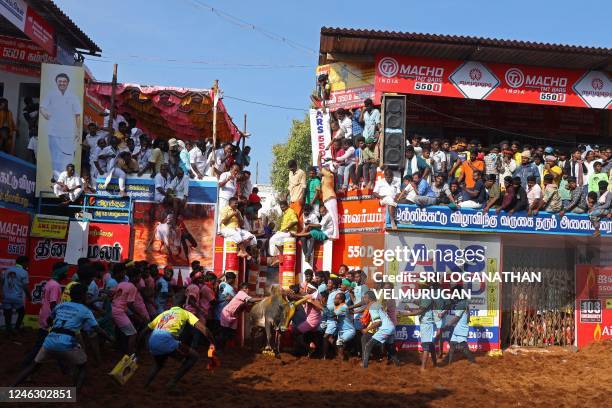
[1,330,609,408]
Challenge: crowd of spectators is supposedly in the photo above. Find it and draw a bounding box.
[311,98,612,236]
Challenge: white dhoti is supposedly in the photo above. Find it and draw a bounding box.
[49,135,76,180]
[220,227,256,246]
[268,231,292,256]
[53,184,82,202]
[323,198,339,240]
[380,196,398,207]
[102,167,126,191]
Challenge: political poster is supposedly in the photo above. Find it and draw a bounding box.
[384,232,501,351]
[36,63,84,196]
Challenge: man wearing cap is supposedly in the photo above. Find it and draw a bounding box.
[513,150,540,188]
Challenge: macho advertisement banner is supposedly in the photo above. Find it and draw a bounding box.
[0,151,36,211]
[375,55,612,110]
[316,62,375,110]
[36,63,84,196]
[309,108,332,166]
[575,265,612,348]
[384,232,501,351]
[0,207,29,269]
[392,204,612,237]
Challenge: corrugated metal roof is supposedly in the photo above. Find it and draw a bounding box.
[29,0,101,55]
[320,27,612,70]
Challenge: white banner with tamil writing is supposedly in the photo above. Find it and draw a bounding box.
[309,108,331,166]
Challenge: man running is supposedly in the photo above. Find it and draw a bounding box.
[14,284,113,389]
[142,302,216,389]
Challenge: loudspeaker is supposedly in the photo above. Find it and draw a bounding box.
[382,94,406,169]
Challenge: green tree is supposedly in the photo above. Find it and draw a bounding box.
[270,115,312,196]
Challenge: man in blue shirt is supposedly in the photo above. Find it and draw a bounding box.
[359,99,380,140]
[513,150,540,187]
[458,171,487,209]
[356,291,400,368]
[412,172,438,207]
[1,256,30,334]
[351,108,363,140]
[437,286,475,364]
[322,278,341,359]
[14,283,114,389]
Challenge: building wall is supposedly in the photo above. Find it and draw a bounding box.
[0,69,40,161]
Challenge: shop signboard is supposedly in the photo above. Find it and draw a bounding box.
[376,55,612,110]
[391,204,612,237]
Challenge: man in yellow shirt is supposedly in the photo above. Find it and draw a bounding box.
[219,197,257,259]
[287,160,306,226]
[143,303,216,389]
[543,155,562,186]
[268,200,298,266]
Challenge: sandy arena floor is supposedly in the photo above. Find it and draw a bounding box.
[1,330,609,407]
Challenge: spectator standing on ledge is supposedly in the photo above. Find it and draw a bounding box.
[287,160,306,224]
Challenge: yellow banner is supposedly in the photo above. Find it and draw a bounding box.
[31,214,69,239]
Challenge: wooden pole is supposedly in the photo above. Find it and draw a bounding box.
[108,64,118,131]
[255,161,259,184]
[212,79,219,148]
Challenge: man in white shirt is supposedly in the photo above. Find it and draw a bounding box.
[360,98,380,140]
[136,137,152,172]
[430,139,447,176]
[170,167,190,215]
[39,73,82,179]
[53,164,82,204]
[186,140,208,179]
[98,136,127,196]
[83,123,105,170]
[208,143,233,178]
[92,138,108,181]
[218,164,240,223]
[154,164,172,203]
[526,175,542,211]
[372,169,401,229]
[336,108,353,139]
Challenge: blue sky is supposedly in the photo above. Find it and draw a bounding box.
[55,0,611,183]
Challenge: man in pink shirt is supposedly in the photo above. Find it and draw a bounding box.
[219,282,262,348]
[198,275,216,321]
[23,262,69,366]
[294,284,323,356]
[112,268,148,354]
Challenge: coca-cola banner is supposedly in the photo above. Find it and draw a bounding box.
[375,55,612,110]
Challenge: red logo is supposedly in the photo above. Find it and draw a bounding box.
[469,68,482,81]
[591,78,604,90]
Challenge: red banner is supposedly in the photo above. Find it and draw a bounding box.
[26,223,130,316]
[338,196,385,234]
[375,55,612,110]
[0,34,54,65]
[575,265,612,348]
[87,222,130,263]
[0,208,30,269]
[23,7,55,56]
[331,233,385,288]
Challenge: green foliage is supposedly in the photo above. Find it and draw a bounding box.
[270,115,312,195]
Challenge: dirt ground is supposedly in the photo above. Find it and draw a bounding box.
[1,330,610,408]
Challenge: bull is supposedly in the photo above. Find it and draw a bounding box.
[249,285,309,356]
